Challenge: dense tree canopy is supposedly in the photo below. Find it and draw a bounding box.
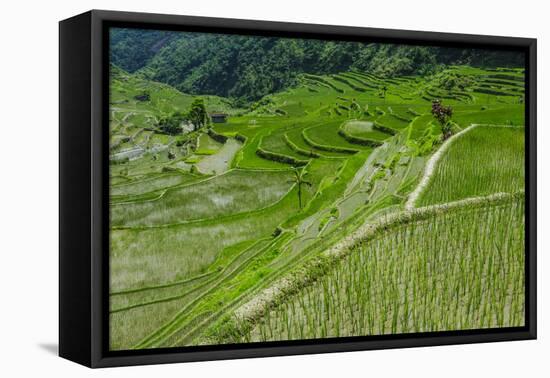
[188,98,209,131]
[110,29,179,72]
[110,28,524,102]
[158,111,186,135]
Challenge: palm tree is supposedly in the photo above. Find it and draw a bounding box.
[289,167,312,209]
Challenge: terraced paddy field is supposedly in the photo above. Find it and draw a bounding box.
[111,169,294,227]
[417,126,525,206]
[341,120,393,141]
[108,61,526,350]
[232,194,525,343]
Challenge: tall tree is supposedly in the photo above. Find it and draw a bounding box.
[431,99,454,140]
[157,111,186,135]
[188,98,209,131]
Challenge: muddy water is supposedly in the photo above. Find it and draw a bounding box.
[196,139,242,175]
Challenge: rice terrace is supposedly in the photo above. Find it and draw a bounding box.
[108,28,526,350]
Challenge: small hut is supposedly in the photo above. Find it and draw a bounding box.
[209,112,228,123]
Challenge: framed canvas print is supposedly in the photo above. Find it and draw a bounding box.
[59,10,537,368]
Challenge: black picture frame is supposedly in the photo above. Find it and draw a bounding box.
[59,9,537,368]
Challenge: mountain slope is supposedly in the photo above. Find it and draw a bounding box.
[110,27,525,102]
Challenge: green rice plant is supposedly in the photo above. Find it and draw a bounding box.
[197,132,224,151]
[241,196,525,342]
[452,106,524,127]
[108,64,527,350]
[184,156,200,164]
[111,169,295,227]
[110,172,200,200]
[260,128,313,161]
[331,74,367,92]
[377,114,410,130]
[195,139,243,175]
[283,133,321,158]
[418,126,524,206]
[485,73,524,82]
[110,238,273,349]
[285,127,347,157]
[337,128,383,147]
[480,78,525,89]
[303,74,345,93]
[234,127,293,169]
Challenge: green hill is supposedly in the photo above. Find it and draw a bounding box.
[110,27,524,101]
[108,61,525,350]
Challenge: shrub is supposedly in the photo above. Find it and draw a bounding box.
[194,149,217,156]
[207,128,228,144]
[158,112,186,135]
[486,74,524,82]
[373,122,397,135]
[234,133,247,143]
[473,87,516,96]
[431,99,453,139]
[255,147,308,166]
[338,128,383,148]
[133,91,150,102]
[339,72,378,89]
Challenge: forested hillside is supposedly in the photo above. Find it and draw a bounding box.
[110,28,524,102]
